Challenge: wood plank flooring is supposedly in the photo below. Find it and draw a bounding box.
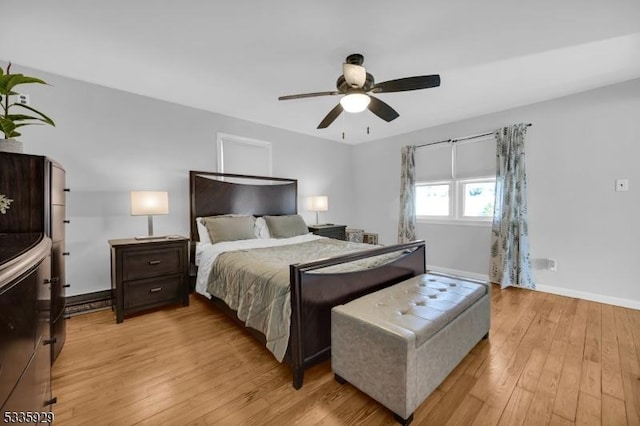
[52,286,640,425]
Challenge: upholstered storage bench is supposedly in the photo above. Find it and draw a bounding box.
[331,273,490,425]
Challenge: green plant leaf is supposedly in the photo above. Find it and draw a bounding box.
[12,103,55,126]
[6,114,42,121]
[0,118,17,137]
[14,122,42,129]
[6,74,48,92]
[0,75,13,94]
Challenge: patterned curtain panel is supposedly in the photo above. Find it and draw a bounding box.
[398,145,416,243]
[489,123,535,289]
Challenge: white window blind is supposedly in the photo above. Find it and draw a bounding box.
[415,143,451,181]
[455,137,495,178]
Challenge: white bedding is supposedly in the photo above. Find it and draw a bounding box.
[194,233,324,298]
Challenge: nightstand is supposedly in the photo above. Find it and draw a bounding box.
[109,236,189,323]
[308,224,347,240]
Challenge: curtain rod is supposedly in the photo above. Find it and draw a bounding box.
[415,123,533,149]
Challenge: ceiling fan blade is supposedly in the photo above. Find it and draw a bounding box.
[371,75,441,93]
[317,104,343,129]
[368,96,399,122]
[343,63,366,88]
[279,91,340,101]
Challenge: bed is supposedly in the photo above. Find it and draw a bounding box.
[189,171,426,389]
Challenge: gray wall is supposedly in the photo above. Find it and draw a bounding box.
[6,62,640,308]
[8,64,355,296]
[352,79,640,308]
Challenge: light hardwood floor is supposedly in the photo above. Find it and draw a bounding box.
[52,286,640,425]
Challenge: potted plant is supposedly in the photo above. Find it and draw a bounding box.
[0,62,55,153]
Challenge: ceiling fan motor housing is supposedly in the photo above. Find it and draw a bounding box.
[346,53,364,65]
[336,73,375,92]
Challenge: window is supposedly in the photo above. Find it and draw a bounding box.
[416,183,450,216]
[415,136,495,223]
[217,133,272,176]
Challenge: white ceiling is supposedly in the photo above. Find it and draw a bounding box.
[1,0,640,144]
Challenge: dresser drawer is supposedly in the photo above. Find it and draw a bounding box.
[122,247,183,281]
[50,163,65,206]
[51,204,65,243]
[124,275,183,310]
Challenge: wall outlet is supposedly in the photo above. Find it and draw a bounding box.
[615,178,629,192]
[547,258,557,272]
[13,93,30,106]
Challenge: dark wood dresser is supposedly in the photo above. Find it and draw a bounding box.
[308,224,347,240]
[0,233,55,420]
[0,152,69,363]
[109,237,189,323]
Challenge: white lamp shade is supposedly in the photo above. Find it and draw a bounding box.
[130,191,169,216]
[340,93,370,113]
[308,195,329,212]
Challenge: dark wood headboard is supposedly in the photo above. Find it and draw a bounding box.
[189,171,298,243]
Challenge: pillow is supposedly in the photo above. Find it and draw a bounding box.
[255,216,271,239]
[196,217,211,243]
[201,215,257,244]
[264,214,309,238]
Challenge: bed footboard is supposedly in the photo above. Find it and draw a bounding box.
[288,240,426,389]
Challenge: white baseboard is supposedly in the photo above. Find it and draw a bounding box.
[427,265,489,282]
[427,264,640,310]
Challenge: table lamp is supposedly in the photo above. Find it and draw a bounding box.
[130,191,169,239]
[309,195,328,225]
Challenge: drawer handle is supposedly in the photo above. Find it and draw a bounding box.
[63,252,70,256]
[149,287,163,293]
[64,188,70,192]
[43,338,57,346]
[148,260,161,265]
[44,277,60,284]
[45,397,58,406]
[63,284,71,288]
[64,220,70,223]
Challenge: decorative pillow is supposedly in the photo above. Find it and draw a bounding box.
[264,214,309,238]
[255,216,271,239]
[201,215,257,244]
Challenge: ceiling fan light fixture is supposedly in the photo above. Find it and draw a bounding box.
[340,93,370,113]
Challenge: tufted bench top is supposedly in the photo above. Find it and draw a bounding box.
[334,273,488,348]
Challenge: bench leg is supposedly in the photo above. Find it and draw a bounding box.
[393,412,414,425]
[334,373,347,384]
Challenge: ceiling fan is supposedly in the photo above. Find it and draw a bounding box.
[278,53,440,129]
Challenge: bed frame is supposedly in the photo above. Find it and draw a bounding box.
[189,171,426,389]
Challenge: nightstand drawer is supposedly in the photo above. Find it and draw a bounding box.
[321,229,346,240]
[309,225,346,240]
[125,275,183,310]
[122,247,182,280]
